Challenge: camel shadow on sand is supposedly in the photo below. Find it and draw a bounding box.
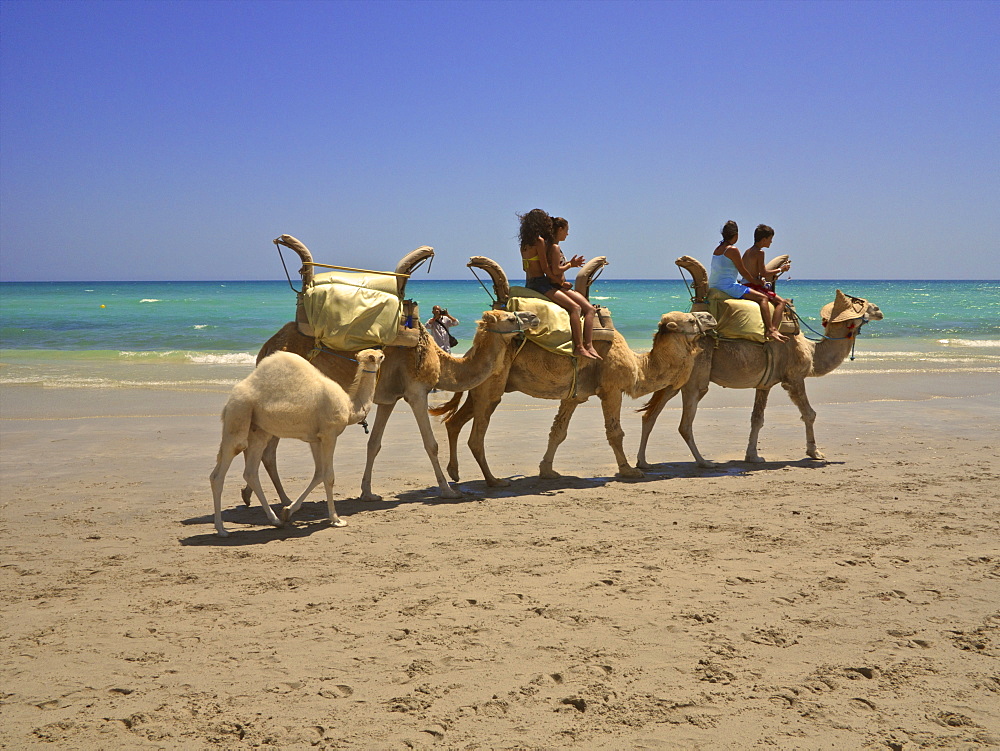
[180,457,838,545]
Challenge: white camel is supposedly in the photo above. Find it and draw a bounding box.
[210,349,385,537]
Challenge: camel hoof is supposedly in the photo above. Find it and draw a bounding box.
[636,460,652,470]
[330,519,347,528]
[447,468,460,482]
[240,486,253,506]
[359,492,383,502]
[486,477,511,488]
[617,467,644,479]
[215,528,230,538]
[745,455,765,464]
[441,486,463,499]
[279,508,292,524]
[808,450,826,460]
[696,460,718,469]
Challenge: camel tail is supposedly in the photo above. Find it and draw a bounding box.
[637,388,668,415]
[429,391,464,420]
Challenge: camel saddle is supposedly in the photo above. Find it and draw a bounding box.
[297,270,421,351]
[688,253,798,343]
[506,286,616,357]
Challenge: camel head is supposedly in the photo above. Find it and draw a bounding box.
[356,349,386,372]
[656,310,717,337]
[820,291,884,329]
[478,309,541,335]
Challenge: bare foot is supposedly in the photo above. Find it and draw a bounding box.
[586,344,603,360]
[576,344,600,360]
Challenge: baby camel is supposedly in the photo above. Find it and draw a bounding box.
[210,349,385,537]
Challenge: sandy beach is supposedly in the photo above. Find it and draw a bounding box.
[1,369,998,749]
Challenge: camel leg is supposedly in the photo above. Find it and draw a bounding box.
[241,435,291,507]
[538,400,580,479]
[468,395,509,487]
[678,380,715,468]
[636,387,679,469]
[744,388,772,463]
[210,438,244,537]
[782,379,825,460]
[600,391,643,479]
[444,395,476,482]
[359,401,397,502]
[281,440,328,524]
[318,437,346,527]
[405,388,463,499]
[242,430,284,528]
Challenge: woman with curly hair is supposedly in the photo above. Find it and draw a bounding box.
[518,208,600,360]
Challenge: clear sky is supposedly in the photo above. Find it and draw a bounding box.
[1,0,997,282]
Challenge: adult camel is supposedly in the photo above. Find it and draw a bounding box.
[635,255,884,468]
[243,236,539,507]
[433,256,716,484]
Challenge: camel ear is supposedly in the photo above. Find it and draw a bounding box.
[662,321,679,332]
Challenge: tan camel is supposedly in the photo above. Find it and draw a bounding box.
[433,257,716,483]
[211,349,385,537]
[635,256,884,468]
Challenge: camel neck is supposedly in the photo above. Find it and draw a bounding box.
[811,323,861,377]
[436,325,508,392]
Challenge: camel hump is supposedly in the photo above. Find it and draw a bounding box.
[468,256,510,308]
[573,256,608,299]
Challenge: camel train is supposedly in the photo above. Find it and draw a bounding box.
[435,254,882,483]
[432,256,716,484]
[210,233,882,536]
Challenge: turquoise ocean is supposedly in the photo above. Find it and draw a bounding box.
[1,279,998,392]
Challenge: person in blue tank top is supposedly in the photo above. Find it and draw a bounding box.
[708,220,788,342]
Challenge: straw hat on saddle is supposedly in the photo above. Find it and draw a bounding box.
[821,290,867,326]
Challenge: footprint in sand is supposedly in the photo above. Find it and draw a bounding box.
[318,684,353,699]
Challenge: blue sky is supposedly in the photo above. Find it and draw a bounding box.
[1,0,997,281]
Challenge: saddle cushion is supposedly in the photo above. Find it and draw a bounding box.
[507,286,615,356]
[708,288,772,343]
[507,287,575,356]
[302,271,402,351]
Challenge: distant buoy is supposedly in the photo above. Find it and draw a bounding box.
[100,304,106,308]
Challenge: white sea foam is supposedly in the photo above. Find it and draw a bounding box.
[187,352,256,365]
[937,339,1000,348]
[193,324,208,329]
[139,298,162,303]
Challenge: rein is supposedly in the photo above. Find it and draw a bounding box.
[785,307,869,361]
[470,267,499,307]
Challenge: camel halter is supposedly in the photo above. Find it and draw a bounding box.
[785,305,870,361]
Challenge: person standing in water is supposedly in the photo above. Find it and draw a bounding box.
[708,220,788,342]
[519,209,601,360]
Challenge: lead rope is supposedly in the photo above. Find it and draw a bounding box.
[276,243,302,293]
[470,267,499,308]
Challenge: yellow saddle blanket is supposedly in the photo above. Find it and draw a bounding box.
[301,270,403,351]
[708,289,798,342]
[506,286,615,356]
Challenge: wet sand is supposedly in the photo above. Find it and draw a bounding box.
[1,370,998,749]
